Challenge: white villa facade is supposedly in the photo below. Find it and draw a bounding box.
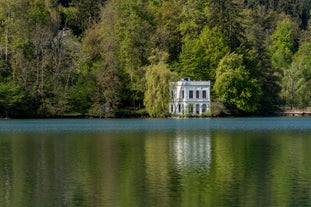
[169,78,211,115]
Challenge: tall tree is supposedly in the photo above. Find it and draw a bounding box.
[115,0,153,108]
[0,0,29,76]
[281,41,311,110]
[144,49,177,117]
[46,28,80,116]
[275,0,311,30]
[214,52,262,114]
[75,0,121,117]
[0,80,25,117]
[151,0,183,62]
[179,26,229,81]
[207,0,245,51]
[269,16,301,110]
[270,16,295,71]
[282,61,310,110]
[67,0,106,35]
[243,5,281,114]
[179,0,208,37]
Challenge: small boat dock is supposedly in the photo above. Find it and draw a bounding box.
[279,111,311,116]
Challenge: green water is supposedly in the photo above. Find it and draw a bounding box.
[1,118,311,207]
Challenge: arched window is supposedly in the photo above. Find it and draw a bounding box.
[188,104,193,114]
[196,104,200,114]
[202,104,207,113]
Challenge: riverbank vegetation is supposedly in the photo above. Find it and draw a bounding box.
[1,0,311,118]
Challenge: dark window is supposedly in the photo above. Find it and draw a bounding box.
[202,90,206,99]
[196,91,200,98]
[189,90,193,99]
[181,90,184,99]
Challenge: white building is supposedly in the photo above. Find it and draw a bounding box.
[169,78,211,115]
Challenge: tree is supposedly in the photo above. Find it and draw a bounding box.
[214,53,262,113]
[75,0,121,117]
[0,0,30,76]
[150,0,183,62]
[274,0,311,30]
[294,42,311,78]
[114,0,153,108]
[281,61,310,110]
[179,26,229,81]
[67,0,106,35]
[178,0,208,37]
[280,41,311,110]
[45,29,80,116]
[0,80,25,117]
[270,16,295,71]
[243,5,281,114]
[207,0,245,51]
[144,49,177,117]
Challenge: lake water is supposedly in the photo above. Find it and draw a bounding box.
[1,117,311,207]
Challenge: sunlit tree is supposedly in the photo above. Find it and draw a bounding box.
[214,53,262,113]
[144,49,177,117]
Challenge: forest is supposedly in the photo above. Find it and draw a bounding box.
[0,0,311,118]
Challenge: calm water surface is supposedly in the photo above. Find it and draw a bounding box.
[1,117,311,207]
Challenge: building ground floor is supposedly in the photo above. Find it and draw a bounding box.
[170,102,210,116]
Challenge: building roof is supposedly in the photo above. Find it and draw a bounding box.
[170,78,210,86]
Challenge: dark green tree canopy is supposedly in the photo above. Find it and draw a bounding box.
[1,0,311,117]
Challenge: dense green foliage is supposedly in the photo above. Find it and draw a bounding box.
[214,52,262,114]
[144,50,177,117]
[0,0,311,117]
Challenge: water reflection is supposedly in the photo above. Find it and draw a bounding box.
[143,130,212,207]
[171,131,212,207]
[174,131,211,171]
[1,118,311,207]
[0,142,12,207]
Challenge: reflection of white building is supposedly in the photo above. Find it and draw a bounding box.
[169,78,211,115]
[174,132,211,170]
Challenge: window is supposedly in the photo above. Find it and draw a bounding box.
[196,90,200,99]
[196,104,200,114]
[178,104,181,113]
[188,104,193,113]
[202,90,207,99]
[202,104,207,113]
[181,90,184,99]
[189,90,193,99]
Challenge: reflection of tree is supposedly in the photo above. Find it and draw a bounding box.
[0,141,13,206]
[270,133,311,207]
[5,132,122,206]
[210,131,278,206]
[116,133,147,207]
[209,131,311,207]
[3,126,311,207]
[144,132,171,206]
